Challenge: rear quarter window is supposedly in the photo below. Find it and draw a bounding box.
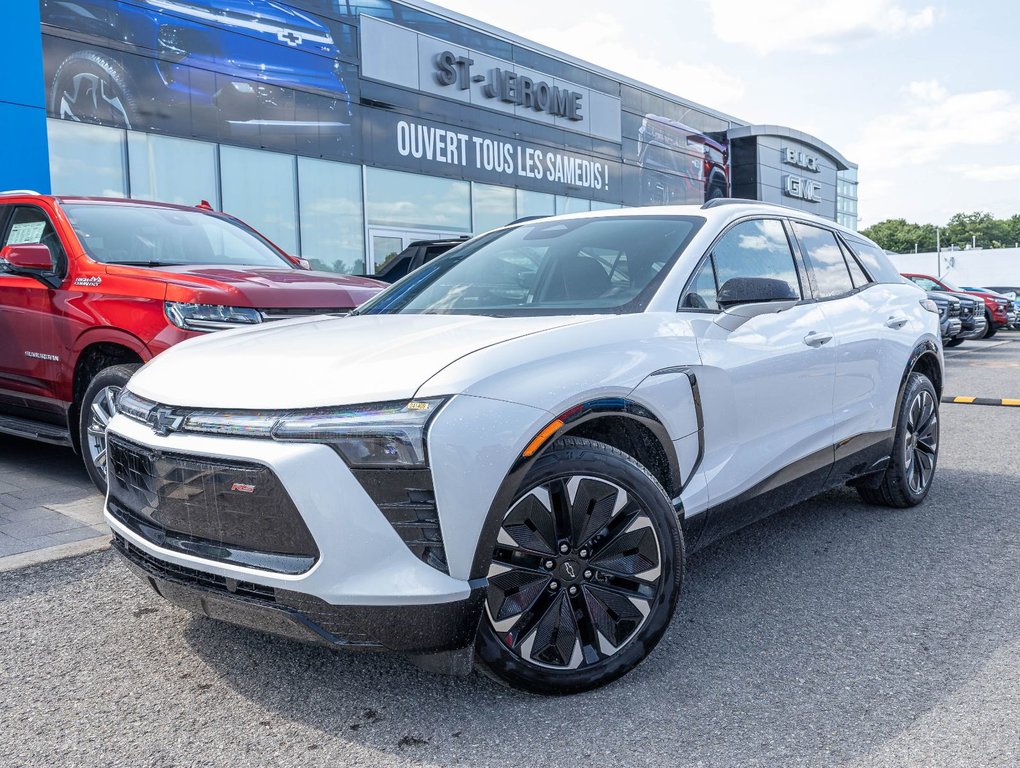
[843,235,906,284]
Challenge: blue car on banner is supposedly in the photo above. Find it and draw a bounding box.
[41,0,353,140]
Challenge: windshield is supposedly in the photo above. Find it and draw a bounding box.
[357,215,702,316]
[938,276,963,292]
[62,204,291,268]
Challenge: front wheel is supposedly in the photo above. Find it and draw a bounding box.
[858,372,939,508]
[984,312,998,338]
[945,337,965,348]
[475,437,683,695]
[79,364,139,494]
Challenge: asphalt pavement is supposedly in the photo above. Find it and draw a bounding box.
[1,338,1018,767]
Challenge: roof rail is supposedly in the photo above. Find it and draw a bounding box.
[701,197,770,209]
[0,189,42,196]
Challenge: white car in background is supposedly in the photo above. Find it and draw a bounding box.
[104,201,943,694]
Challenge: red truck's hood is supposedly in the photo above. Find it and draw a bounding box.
[106,264,384,309]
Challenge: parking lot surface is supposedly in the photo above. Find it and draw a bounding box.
[1,339,1018,767]
[0,438,105,567]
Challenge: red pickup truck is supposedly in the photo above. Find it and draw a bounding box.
[0,192,383,491]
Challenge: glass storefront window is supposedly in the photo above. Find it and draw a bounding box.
[365,168,470,232]
[127,133,219,207]
[591,201,623,211]
[47,119,126,197]
[220,146,298,254]
[297,157,364,274]
[556,196,591,215]
[472,183,516,234]
[516,189,555,219]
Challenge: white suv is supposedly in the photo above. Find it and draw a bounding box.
[104,201,943,694]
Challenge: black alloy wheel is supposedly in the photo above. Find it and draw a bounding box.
[902,387,939,495]
[476,437,683,694]
[858,372,939,507]
[51,50,136,129]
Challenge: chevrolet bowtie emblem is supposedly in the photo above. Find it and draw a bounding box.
[147,407,183,437]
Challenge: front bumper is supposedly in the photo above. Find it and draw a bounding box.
[114,533,484,653]
[107,414,477,599]
[103,393,549,659]
[960,315,988,340]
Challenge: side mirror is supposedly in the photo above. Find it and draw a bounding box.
[717,277,797,308]
[1,243,54,272]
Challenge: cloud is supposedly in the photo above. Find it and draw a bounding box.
[848,81,1020,170]
[949,164,1020,183]
[708,0,935,54]
[522,12,746,109]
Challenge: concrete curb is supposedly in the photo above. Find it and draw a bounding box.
[0,535,110,573]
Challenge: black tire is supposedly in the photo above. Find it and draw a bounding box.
[983,311,997,338]
[79,364,139,494]
[857,372,939,508]
[475,437,684,695]
[50,50,137,129]
[945,337,965,348]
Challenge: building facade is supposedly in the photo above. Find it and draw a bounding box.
[5,0,858,274]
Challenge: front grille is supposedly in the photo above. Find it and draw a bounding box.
[107,435,318,574]
[258,307,348,321]
[960,303,974,320]
[947,304,961,318]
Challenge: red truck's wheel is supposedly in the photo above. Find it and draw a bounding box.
[79,364,139,494]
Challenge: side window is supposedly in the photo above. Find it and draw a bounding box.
[1,206,66,274]
[794,223,853,298]
[839,239,871,288]
[680,218,801,311]
[681,257,718,309]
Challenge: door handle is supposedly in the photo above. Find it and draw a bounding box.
[803,331,833,347]
[885,315,908,329]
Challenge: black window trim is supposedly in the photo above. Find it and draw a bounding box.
[0,203,68,283]
[677,214,809,313]
[787,218,869,303]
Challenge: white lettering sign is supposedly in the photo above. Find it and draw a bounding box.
[395,120,609,192]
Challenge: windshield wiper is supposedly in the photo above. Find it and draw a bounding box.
[105,260,186,267]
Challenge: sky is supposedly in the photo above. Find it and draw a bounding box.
[430,0,1020,228]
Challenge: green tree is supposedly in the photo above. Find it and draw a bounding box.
[861,218,937,253]
[942,211,1011,250]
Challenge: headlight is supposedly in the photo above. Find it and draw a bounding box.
[116,392,447,468]
[165,302,262,332]
[920,299,940,314]
[272,399,446,467]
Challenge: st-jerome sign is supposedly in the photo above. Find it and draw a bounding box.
[434,51,584,121]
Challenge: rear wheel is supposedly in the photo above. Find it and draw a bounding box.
[79,364,139,494]
[858,372,939,508]
[475,437,683,695]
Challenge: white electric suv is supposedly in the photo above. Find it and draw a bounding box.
[104,200,944,694]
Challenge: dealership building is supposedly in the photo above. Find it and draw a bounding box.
[3,0,858,274]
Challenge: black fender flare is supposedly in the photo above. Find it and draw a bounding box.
[895,339,942,420]
[467,392,702,581]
